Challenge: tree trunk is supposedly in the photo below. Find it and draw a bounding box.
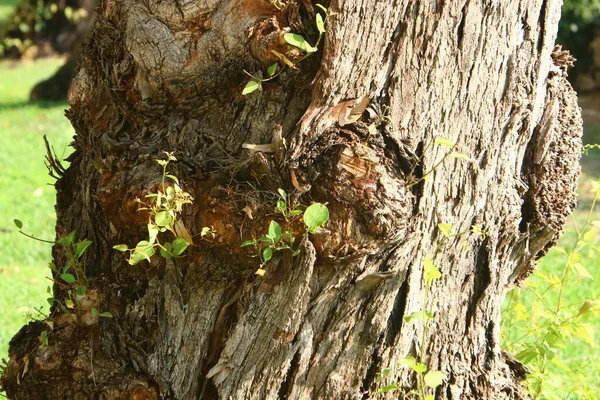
[1,1,582,399]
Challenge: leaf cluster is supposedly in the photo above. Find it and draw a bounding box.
[241,189,329,275]
[114,153,193,265]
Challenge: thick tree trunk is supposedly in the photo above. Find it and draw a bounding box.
[1,1,582,399]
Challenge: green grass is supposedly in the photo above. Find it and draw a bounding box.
[0,58,74,361]
[501,154,600,399]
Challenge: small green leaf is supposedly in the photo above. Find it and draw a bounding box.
[277,200,286,213]
[583,228,596,242]
[289,210,303,217]
[284,33,317,53]
[129,241,155,265]
[284,33,307,49]
[166,174,179,184]
[403,310,431,323]
[61,273,76,284]
[99,311,113,318]
[75,240,92,258]
[113,244,128,252]
[315,3,328,14]
[304,203,329,232]
[155,211,174,228]
[263,246,273,262]
[14,219,23,229]
[424,370,445,388]
[278,188,287,199]
[434,137,455,147]
[58,231,75,248]
[241,240,256,248]
[267,63,278,76]
[268,221,282,240]
[91,307,98,315]
[424,257,441,287]
[160,246,173,259]
[259,235,274,243]
[437,223,453,238]
[242,80,261,95]
[316,13,326,34]
[377,384,399,393]
[172,238,190,256]
[76,286,87,296]
[449,151,472,161]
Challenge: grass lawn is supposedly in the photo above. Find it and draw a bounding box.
[0,58,74,361]
[0,58,598,398]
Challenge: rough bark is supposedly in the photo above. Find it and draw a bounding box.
[1,1,582,399]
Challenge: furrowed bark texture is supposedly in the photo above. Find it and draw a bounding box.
[2,0,582,399]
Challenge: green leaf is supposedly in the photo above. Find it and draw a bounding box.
[155,211,174,228]
[290,210,303,217]
[437,223,453,238]
[573,263,593,280]
[263,246,273,262]
[14,219,23,229]
[259,235,274,244]
[583,228,596,242]
[267,63,278,76]
[377,384,399,393]
[58,231,75,248]
[424,257,441,287]
[113,244,128,252]
[91,307,98,315]
[449,151,472,161]
[403,310,432,323]
[241,240,256,248]
[315,4,328,14]
[278,188,287,199]
[268,221,282,240]
[76,286,87,296]
[129,241,155,265]
[99,312,113,318]
[242,80,261,95]
[159,247,173,260]
[424,370,445,388]
[304,203,329,232]
[172,238,190,256]
[148,223,160,244]
[434,137,455,147]
[284,33,307,49]
[75,240,92,258]
[61,273,76,284]
[316,13,326,33]
[283,33,317,53]
[277,200,286,213]
[166,174,179,184]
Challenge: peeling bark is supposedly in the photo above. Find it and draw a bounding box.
[1,1,582,399]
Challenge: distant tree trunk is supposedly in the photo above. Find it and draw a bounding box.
[29,0,97,101]
[1,1,582,399]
